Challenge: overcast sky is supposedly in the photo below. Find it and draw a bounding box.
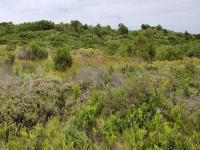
[0,0,199,33]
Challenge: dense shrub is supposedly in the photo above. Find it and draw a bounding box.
[18,20,55,31]
[28,41,48,60]
[156,45,183,60]
[34,20,55,30]
[1,62,200,149]
[72,84,81,99]
[0,79,62,127]
[71,20,83,32]
[186,43,200,58]
[52,45,73,71]
[134,34,156,63]
[5,118,89,150]
[118,23,129,35]
[107,42,119,55]
[141,24,151,30]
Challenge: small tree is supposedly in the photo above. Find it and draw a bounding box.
[71,20,83,32]
[141,24,150,30]
[118,23,128,35]
[156,24,163,30]
[35,20,55,31]
[184,31,191,40]
[52,46,73,71]
[134,35,156,64]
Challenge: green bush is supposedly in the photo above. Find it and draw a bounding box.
[18,20,55,32]
[187,43,200,58]
[107,42,119,55]
[74,105,100,130]
[28,41,48,60]
[134,35,156,63]
[156,45,183,60]
[72,84,81,99]
[6,118,89,150]
[52,45,73,71]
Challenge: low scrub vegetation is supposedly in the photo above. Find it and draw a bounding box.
[0,20,200,149]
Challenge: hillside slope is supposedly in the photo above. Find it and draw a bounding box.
[0,21,200,149]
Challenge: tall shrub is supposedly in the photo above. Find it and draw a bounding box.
[52,45,73,71]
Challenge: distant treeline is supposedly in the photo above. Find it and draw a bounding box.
[0,20,200,61]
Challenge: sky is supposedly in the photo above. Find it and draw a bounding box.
[0,0,200,33]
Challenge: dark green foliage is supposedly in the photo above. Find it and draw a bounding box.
[184,31,191,37]
[118,23,129,35]
[141,24,151,30]
[18,20,55,32]
[156,24,163,30]
[35,20,55,30]
[0,22,15,35]
[194,34,200,40]
[94,24,110,38]
[52,45,73,71]
[71,20,83,33]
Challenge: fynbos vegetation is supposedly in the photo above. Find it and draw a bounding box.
[0,20,200,149]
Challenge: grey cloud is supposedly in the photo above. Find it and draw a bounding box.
[0,0,199,33]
